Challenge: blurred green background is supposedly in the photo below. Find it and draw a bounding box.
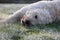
[0,0,41,3]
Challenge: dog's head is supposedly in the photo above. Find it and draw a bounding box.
[21,9,52,26]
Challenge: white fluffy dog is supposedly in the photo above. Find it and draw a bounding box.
[0,1,60,26]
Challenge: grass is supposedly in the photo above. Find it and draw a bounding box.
[0,4,60,40]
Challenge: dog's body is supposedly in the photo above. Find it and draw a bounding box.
[0,1,60,25]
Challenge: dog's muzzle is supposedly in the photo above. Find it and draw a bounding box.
[21,20,31,26]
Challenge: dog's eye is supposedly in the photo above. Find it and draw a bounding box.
[35,15,37,19]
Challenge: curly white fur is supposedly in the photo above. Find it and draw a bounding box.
[0,1,60,25]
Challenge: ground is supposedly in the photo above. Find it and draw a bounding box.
[0,4,60,40]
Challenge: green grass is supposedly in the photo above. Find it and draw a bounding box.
[0,21,60,40]
[0,4,60,40]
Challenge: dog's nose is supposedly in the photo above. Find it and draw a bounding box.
[21,20,30,26]
[25,20,30,26]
